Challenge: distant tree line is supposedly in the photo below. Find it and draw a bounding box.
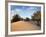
[11,14,30,23]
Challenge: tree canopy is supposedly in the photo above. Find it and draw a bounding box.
[32,11,41,21]
[31,11,41,26]
[11,14,21,23]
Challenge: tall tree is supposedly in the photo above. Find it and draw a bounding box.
[31,11,41,26]
[11,14,21,23]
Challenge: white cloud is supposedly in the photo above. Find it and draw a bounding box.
[14,9,22,14]
[15,9,21,12]
[27,7,37,10]
[11,9,22,20]
[11,10,15,20]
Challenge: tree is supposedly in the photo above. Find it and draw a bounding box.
[31,11,41,26]
[25,17,30,21]
[11,14,21,23]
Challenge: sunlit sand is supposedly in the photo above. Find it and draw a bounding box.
[11,21,40,31]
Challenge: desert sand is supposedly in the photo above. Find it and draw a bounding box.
[11,21,40,31]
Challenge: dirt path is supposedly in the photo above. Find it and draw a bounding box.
[11,21,40,31]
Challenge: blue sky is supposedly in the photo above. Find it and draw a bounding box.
[10,5,41,19]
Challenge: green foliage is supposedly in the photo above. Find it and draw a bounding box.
[32,11,41,21]
[31,11,41,26]
[25,17,30,21]
[11,14,21,23]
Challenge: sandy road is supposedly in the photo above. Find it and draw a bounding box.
[11,21,40,31]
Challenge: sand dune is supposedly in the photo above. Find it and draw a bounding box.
[11,21,40,31]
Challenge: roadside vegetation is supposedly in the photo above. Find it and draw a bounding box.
[11,11,41,27]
